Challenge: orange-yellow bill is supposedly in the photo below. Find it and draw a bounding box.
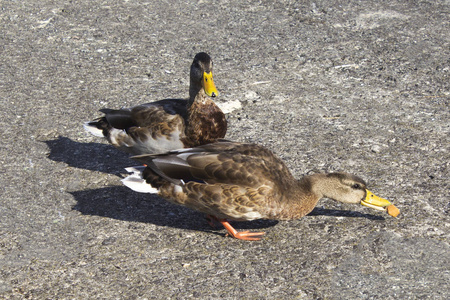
[202,71,218,97]
[361,189,400,217]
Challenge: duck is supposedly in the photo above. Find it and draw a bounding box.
[83,52,227,155]
[122,141,400,241]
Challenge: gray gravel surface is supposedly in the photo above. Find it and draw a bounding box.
[1,0,449,299]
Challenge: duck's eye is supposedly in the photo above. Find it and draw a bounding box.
[352,183,361,189]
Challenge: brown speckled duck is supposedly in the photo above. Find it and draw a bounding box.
[122,141,400,241]
[84,52,227,155]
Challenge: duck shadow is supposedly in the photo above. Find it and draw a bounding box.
[43,136,135,175]
[308,207,385,220]
[70,186,279,235]
[70,186,384,236]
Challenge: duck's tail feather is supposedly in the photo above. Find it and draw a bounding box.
[83,121,105,137]
[122,166,159,194]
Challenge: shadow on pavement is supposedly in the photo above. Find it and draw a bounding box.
[69,185,384,236]
[43,136,134,175]
[69,186,279,235]
[309,207,385,220]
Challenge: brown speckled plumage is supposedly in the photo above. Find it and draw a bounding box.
[123,141,392,240]
[182,89,227,147]
[84,52,226,155]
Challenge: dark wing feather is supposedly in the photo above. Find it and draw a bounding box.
[149,99,188,117]
[132,141,293,190]
[186,151,276,188]
[94,99,188,131]
[101,109,134,129]
[129,99,188,128]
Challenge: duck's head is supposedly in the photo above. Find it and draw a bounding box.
[316,173,400,217]
[190,52,219,98]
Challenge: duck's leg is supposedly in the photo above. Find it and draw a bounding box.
[207,215,265,241]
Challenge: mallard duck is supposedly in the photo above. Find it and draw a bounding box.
[84,52,227,155]
[122,141,400,241]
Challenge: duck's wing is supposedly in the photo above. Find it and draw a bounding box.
[84,99,188,154]
[97,99,188,129]
[132,141,291,189]
[128,99,188,127]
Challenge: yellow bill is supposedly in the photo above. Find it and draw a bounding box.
[361,189,400,217]
[202,71,219,97]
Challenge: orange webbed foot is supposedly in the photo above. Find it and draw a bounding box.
[218,218,265,241]
[206,215,265,241]
[225,230,266,241]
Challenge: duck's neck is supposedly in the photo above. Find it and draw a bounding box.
[271,174,327,220]
[188,87,209,106]
[188,79,203,104]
